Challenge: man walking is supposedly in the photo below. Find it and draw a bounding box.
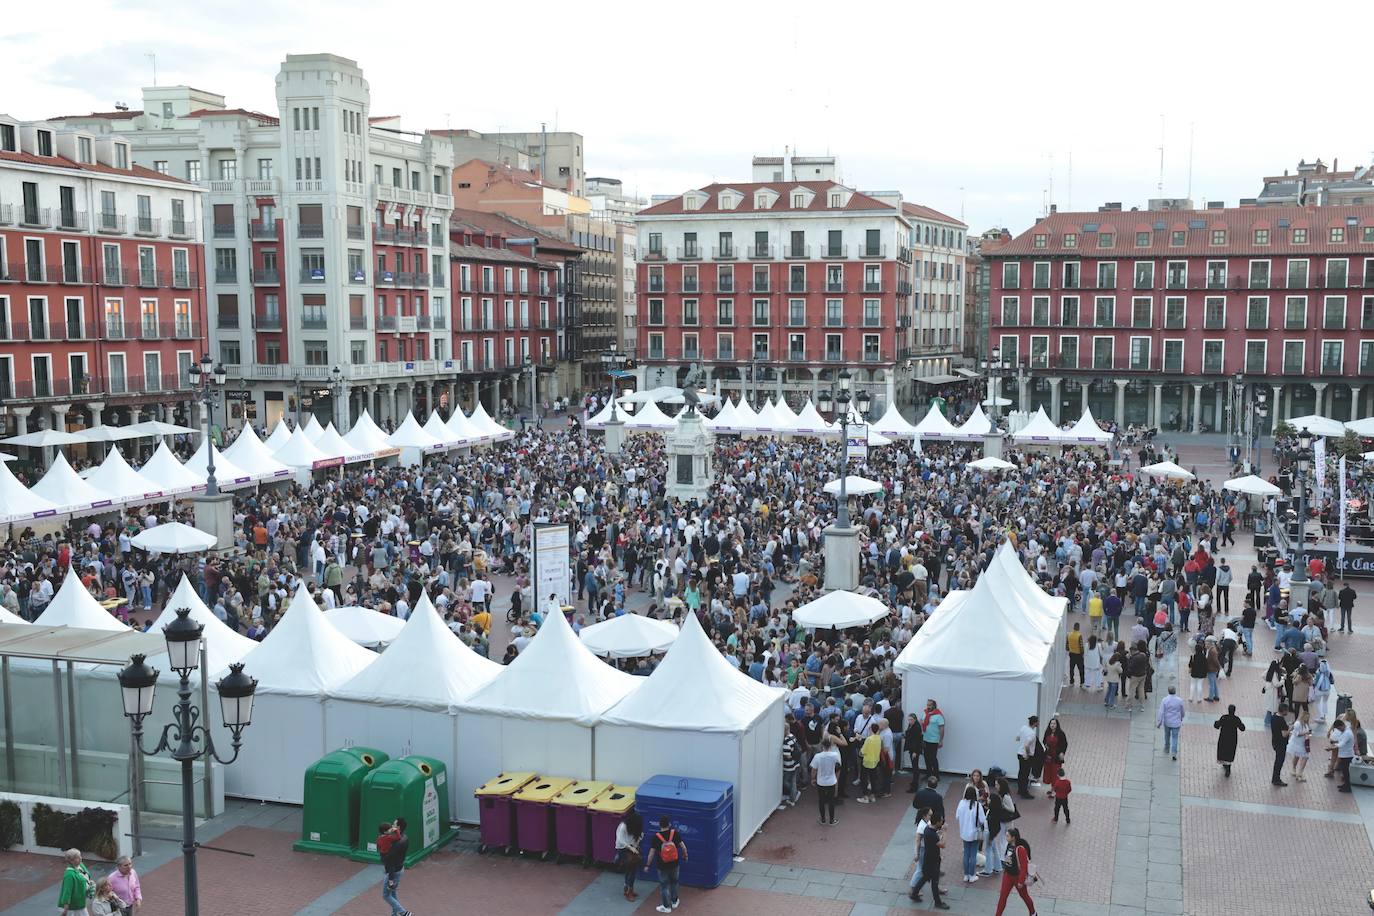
[1338,581,1357,634]
[1015,715,1039,799]
[1270,703,1292,787]
[1216,558,1232,615]
[1157,686,1184,760]
[646,815,688,913]
[810,737,841,826]
[780,723,802,808]
[1066,622,1085,686]
[378,818,410,916]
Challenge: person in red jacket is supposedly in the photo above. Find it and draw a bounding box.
[994,827,1036,915]
[1050,768,1072,824]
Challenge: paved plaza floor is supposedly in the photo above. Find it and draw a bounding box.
[4,436,1373,915]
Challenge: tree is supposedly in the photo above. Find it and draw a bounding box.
[1332,430,1366,461]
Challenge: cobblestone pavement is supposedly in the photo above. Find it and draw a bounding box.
[5,436,1374,915]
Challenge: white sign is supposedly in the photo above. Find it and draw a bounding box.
[421,779,440,848]
[533,523,571,609]
[846,424,869,463]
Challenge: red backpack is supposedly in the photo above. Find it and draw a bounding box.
[657,829,679,864]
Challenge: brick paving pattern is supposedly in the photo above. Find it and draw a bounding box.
[0,853,68,910]
[746,788,910,874]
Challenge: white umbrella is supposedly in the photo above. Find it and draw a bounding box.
[1139,460,1195,480]
[968,456,1015,471]
[1345,418,1374,437]
[125,420,198,437]
[1223,474,1281,497]
[131,522,217,554]
[1287,414,1345,438]
[982,396,1013,407]
[793,590,891,630]
[0,452,15,463]
[578,612,680,659]
[0,429,87,447]
[823,475,884,497]
[70,425,143,443]
[324,606,406,648]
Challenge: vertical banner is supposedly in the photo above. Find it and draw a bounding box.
[1339,456,1348,570]
[1314,437,1328,498]
[846,424,870,464]
[532,523,571,609]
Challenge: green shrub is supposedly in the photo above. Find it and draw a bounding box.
[0,800,20,849]
[31,803,118,861]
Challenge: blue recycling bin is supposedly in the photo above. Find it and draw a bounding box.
[635,775,733,889]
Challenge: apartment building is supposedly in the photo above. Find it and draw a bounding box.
[902,202,968,380]
[0,116,206,441]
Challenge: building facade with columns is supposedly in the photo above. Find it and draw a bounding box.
[902,203,968,379]
[985,202,1374,432]
[0,115,207,444]
[634,155,921,410]
[55,53,456,432]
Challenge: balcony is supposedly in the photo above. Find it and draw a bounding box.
[105,320,129,340]
[824,282,847,294]
[415,315,432,330]
[249,221,277,240]
[432,273,445,288]
[712,245,737,260]
[823,349,845,362]
[822,244,848,259]
[349,314,367,330]
[252,313,282,330]
[0,204,10,225]
[213,222,236,239]
[680,280,700,294]
[301,315,328,330]
[299,267,326,283]
[787,281,807,294]
[217,312,240,329]
[396,271,417,286]
[245,178,278,195]
[751,313,771,327]
[377,315,398,331]
[748,244,774,259]
[786,348,809,362]
[859,244,886,259]
[862,281,882,293]
[136,270,159,288]
[713,279,735,294]
[298,224,324,239]
[751,280,771,294]
[861,350,888,363]
[676,245,702,261]
[862,313,882,327]
[347,225,365,240]
[784,244,810,259]
[642,248,666,262]
[169,220,194,239]
[56,211,87,231]
[131,215,161,239]
[432,315,447,330]
[20,206,52,228]
[348,269,367,285]
[96,213,125,234]
[251,268,281,285]
[824,313,845,327]
[215,267,238,284]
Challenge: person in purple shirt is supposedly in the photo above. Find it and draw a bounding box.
[1103,593,1123,641]
[1157,686,1185,760]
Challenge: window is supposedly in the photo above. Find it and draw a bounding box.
[1365,228,1374,243]
[824,333,843,360]
[718,231,734,258]
[1098,232,1114,248]
[1322,340,1344,373]
[863,264,880,292]
[1033,234,1047,249]
[1132,297,1152,328]
[1209,229,1225,245]
[789,264,806,293]
[752,299,770,325]
[1293,228,1308,244]
[1063,233,1077,249]
[1363,341,1374,373]
[753,333,771,360]
[0,124,13,152]
[78,138,94,163]
[1060,295,1079,326]
[1058,335,1078,368]
[1285,296,1307,329]
[1134,231,1150,248]
[681,332,699,360]
[682,299,699,326]
[1254,229,1269,245]
[1244,340,1267,373]
[716,333,734,361]
[1133,262,1154,289]
[1162,297,1185,329]
[1283,340,1304,374]
[186,160,201,182]
[218,159,236,180]
[1000,296,1019,325]
[1031,296,1050,326]
[1327,258,1349,289]
[788,332,806,359]
[683,232,699,259]
[1094,296,1114,326]
[1092,337,1114,369]
[1002,262,1020,289]
[220,340,241,366]
[1129,336,1151,370]
[1032,262,1050,288]
[1029,335,1049,368]
[752,265,769,292]
[1249,260,1270,289]
[1202,339,1224,373]
[716,298,734,325]
[1204,297,1226,329]
[1246,296,1268,329]
[1206,260,1227,289]
[304,341,328,366]
[1324,295,1346,329]
[1332,227,1346,244]
[999,336,1018,365]
[1096,262,1116,288]
[682,265,699,293]
[36,130,53,156]
[825,299,843,326]
[1288,259,1309,288]
[1163,339,1184,373]
[789,299,806,326]
[1063,262,1080,288]
[1170,230,1185,246]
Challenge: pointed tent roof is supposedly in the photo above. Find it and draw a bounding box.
[301,414,326,443]
[148,574,256,675]
[30,451,107,511]
[312,422,366,462]
[272,425,331,467]
[772,398,800,432]
[333,593,501,708]
[185,438,253,485]
[956,404,993,439]
[222,425,291,479]
[0,604,25,625]
[0,460,58,521]
[140,442,203,493]
[343,410,392,455]
[585,399,616,429]
[263,419,294,452]
[792,400,835,436]
[752,398,783,433]
[704,397,740,433]
[911,404,960,439]
[84,447,162,502]
[38,567,128,631]
[578,612,680,659]
[1288,414,1346,438]
[1010,407,1064,443]
[388,413,442,449]
[870,402,920,439]
[732,398,761,432]
[218,583,376,695]
[627,399,674,430]
[893,572,1049,681]
[469,402,512,440]
[1065,408,1113,443]
[454,604,640,723]
[422,411,459,445]
[445,408,487,444]
[988,543,1066,642]
[600,613,783,733]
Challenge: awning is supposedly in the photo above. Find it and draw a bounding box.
[913,373,964,385]
[0,622,165,665]
[954,368,981,379]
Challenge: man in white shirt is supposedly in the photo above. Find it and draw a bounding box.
[809,738,842,826]
[1015,715,1039,798]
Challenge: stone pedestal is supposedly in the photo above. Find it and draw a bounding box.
[665,409,713,502]
[983,431,1005,459]
[604,417,626,454]
[823,525,861,592]
[193,492,235,552]
[1288,576,1311,617]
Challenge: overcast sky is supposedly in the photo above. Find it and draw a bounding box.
[6,0,1368,235]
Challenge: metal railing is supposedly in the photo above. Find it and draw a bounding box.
[822,244,848,259]
[748,244,774,259]
[676,245,702,260]
[299,268,325,283]
[823,349,845,362]
[20,206,52,228]
[859,244,886,258]
[785,244,810,259]
[349,315,367,330]
[377,315,398,331]
[249,222,277,239]
[215,267,238,284]
[347,225,366,240]
[252,313,282,330]
[298,224,325,239]
[213,222,236,239]
[97,213,125,234]
[169,220,193,239]
[133,216,160,237]
[301,315,328,329]
[712,245,737,260]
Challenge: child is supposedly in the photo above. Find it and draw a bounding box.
[375,821,398,858]
[1051,767,1072,825]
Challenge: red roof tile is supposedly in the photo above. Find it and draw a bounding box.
[184,108,279,126]
[901,201,967,228]
[0,149,192,185]
[449,208,584,255]
[638,181,893,217]
[48,110,143,121]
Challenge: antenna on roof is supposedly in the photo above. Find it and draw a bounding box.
[959,187,965,224]
[1067,151,1073,211]
[146,52,157,87]
[1157,114,1165,193]
[1047,152,1055,212]
[114,102,130,112]
[1186,122,1195,200]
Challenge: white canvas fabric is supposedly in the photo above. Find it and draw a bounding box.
[148,574,256,675]
[870,402,921,439]
[468,403,512,440]
[29,452,106,511]
[343,410,393,454]
[1010,407,1064,443]
[312,423,367,461]
[422,412,460,446]
[140,442,203,493]
[793,589,891,630]
[445,408,487,444]
[84,448,163,502]
[956,404,993,439]
[185,439,253,485]
[263,419,294,452]
[911,404,960,439]
[792,400,835,436]
[222,426,292,479]
[1289,414,1345,438]
[37,567,128,631]
[1140,461,1194,480]
[732,398,760,432]
[1065,408,1114,443]
[301,414,326,443]
[387,414,442,450]
[578,612,680,659]
[272,426,332,468]
[131,522,217,554]
[627,399,675,431]
[1223,474,1281,497]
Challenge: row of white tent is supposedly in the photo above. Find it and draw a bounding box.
[2,568,782,853]
[0,403,514,525]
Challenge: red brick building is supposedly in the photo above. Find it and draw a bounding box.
[985,203,1374,432]
[0,116,206,442]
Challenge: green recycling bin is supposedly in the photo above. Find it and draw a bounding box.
[351,756,458,867]
[294,747,389,857]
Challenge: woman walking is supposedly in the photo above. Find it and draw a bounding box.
[954,785,985,884]
[993,827,1036,916]
[1040,718,1068,779]
[1205,637,1222,702]
[1213,704,1246,777]
[1187,640,1208,702]
[1105,646,1125,709]
[981,778,1019,878]
[1313,659,1334,722]
[615,811,644,901]
[1285,709,1313,781]
[1084,635,1103,691]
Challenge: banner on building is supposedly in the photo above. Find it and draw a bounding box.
[533,523,571,609]
[1314,437,1328,497]
[846,424,870,463]
[1339,456,1348,567]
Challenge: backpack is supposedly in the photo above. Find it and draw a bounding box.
[657,830,679,864]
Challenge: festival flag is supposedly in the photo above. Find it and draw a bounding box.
[1339,455,1348,570]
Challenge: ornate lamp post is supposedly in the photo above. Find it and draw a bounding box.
[824,370,868,590]
[1284,430,1315,614]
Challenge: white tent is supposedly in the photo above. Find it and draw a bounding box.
[272,426,332,468]
[956,405,994,439]
[263,419,294,452]
[324,606,406,648]
[83,447,163,504]
[870,402,920,439]
[37,567,128,631]
[343,410,393,456]
[451,608,639,823]
[139,442,203,494]
[732,398,761,433]
[0,460,58,522]
[911,404,961,439]
[70,424,142,444]
[388,413,442,450]
[29,452,108,513]
[1010,407,1066,444]
[217,584,376,802]
[1140,460,1195,480]
[627,399,675,431]
[185,439,253,488]
[793,590,891,630]
[967,456,1015,471]
[147,575,256,676]
[702,398,737,433]
[792,400,834,437]
[596,614,785,853]
[1289,414,1346,438]
[752,399,784,434]
[222,426,291,480]
[131,522,216,554]
[445,408,487,445]
[301,414,326,443]
[894,549,1065,775]
[772,398,800,432]
[1223,474,1281,497]
[1345,417,1374,437]
[312,423,367,463]
[325,594,501,813]
[578,612,680,658]
[1064,408,1114,444]
[422,411,460,447]
[469,403,513,441]
[0,605,25,625]
[822,475,884,497]
[585,399,618,429]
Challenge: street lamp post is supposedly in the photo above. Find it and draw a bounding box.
[117,609,257,916]
[824,370,869,591]
[523,357,538,425]
[1285,430,1315,614]
[600,350,628,452]
[187,354,226,496]
[985,345,1003,421]
[330,365,344,430]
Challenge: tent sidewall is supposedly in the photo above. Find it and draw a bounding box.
[899,670,1038,776]
[222,693,325,803]
[323,699,460,813]
[453,713,592,825]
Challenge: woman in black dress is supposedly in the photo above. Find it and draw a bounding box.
[1213,704,1246,777]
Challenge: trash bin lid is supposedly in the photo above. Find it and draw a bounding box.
[551,780,612,808]
[474,771,538,798]
[586,786,637,815]
[638,775,733,807]
[513,776,577,803]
